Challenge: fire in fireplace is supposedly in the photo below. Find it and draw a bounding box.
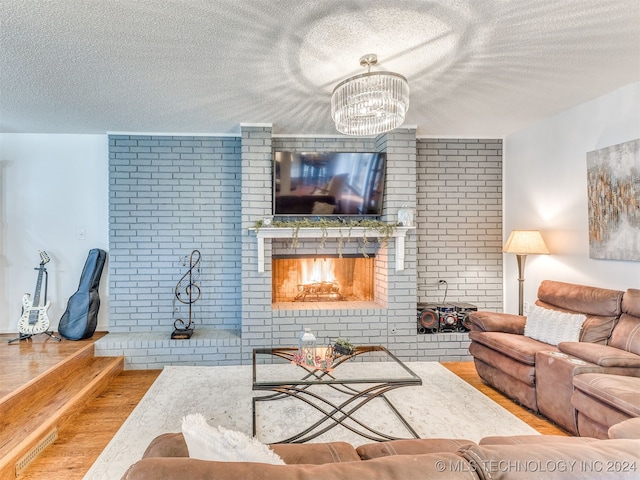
[272,255,375,303]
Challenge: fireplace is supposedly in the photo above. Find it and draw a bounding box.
[272,255,375,303]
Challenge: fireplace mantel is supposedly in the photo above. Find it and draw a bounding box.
[250,226,413,273]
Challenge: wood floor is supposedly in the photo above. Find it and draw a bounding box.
[441,362,568,437]
[0,332,109,399]
[2,335,567,479]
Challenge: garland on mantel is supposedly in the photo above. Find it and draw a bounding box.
[253,218,398,257]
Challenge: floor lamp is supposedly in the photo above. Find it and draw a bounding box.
[503,230,550,315]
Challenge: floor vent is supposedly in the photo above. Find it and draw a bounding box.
[15,427,58,477]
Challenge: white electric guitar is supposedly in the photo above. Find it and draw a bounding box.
[18,251,51,335]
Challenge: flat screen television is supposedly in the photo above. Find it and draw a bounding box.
[273,151,386,217]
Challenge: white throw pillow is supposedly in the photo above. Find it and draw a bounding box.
[524,305,586,346]
[181,413,285,464]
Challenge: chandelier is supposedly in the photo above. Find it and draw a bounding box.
[331,54,409,136]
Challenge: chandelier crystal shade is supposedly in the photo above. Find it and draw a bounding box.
[331,54,409,136]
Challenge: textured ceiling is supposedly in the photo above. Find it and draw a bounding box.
[1,0,639,136]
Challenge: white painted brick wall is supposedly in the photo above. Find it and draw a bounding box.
[240,125,274,362]
[416,138,503,312]
[108,135,243,333]
[104,132,500,367]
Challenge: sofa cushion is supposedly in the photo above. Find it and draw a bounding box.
[122,452,476,480]
[622,288,640,317]
[458,440,640,480]
[572,389,635,433]
[479,435,597,446]
[469,331,559,365]
[537,280,623,317]
[535,280,623,345]
[577,314,619,344]
[473,357,538,410]
[609,313,640,355]
[575,410,612,439]
[356,438,474,460]
[573,374,640,417]
[535,301,618,344]
[524,305,585,346]
[558,341,640,367]
[271,442,361,464]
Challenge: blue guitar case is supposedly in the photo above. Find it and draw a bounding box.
[59,248,107,340]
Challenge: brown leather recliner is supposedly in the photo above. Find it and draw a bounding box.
[570,289,640,438]
[468,281,640,436]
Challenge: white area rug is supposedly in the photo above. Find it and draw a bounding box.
[84,362,538,479]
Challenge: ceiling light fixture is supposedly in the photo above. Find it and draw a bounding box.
[331,54,409,136]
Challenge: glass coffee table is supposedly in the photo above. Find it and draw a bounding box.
[252,345,422,444]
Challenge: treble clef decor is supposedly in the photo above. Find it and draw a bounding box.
[172,249,201,339]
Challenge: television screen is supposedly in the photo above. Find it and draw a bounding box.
[273,151,386,217]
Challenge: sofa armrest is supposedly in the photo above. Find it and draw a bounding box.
[608,417,640,439]
[558,342,640,368]
[468,311,526,334]
[143,433,189,458]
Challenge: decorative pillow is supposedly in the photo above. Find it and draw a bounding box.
[524,305,586,346]
[312,201,336,214]
[181,413,285,465]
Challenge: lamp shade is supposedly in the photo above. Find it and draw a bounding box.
[503,230,550,255]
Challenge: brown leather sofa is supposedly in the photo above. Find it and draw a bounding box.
[122,423,640,479]
[571,287,640,438]
[468,280,640,437]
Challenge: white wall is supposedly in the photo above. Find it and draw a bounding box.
[0,134,109,334]
[503,82,640,314]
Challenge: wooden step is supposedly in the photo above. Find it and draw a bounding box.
[0,332,108,400]
[0,341,96,409]
[0,338,123,480]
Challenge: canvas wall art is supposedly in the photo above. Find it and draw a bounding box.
[587,139,640,261]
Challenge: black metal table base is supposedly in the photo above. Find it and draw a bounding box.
[253,382,419,444]
[252,346,422,444]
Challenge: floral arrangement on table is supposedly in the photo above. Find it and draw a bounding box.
[291,330,358,371]
[292,346,334,372]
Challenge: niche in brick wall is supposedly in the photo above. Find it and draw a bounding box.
[272,255,375,303]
